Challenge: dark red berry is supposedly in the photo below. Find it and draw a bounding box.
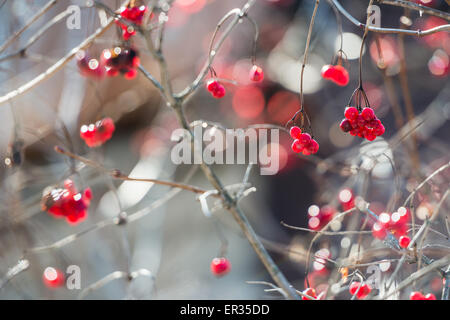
[290,126,302,139]
[339,119,352,132]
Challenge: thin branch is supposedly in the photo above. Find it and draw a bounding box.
[330,0,450,36]
[375,0,450,21]
[0,0,58,54]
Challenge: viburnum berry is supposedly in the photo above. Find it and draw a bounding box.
[80,117,116,148]
[321,64,349,86]
[338,188,355,211]
[115,4,148,40]
[101,47,140,79]
[340,106,385,141]
[76,50,105,79]
[210,257,231,277]
[249,65,264,82]
[372,207,411,241]
[399,235,411,248]
[41,179,92,225]
[372,222,387,240]
[206,79,226,99]
[290,126,302,139]
[410,291,436,300]
[302,287,317,300]
[43,267,65,288]
[349,282,372,299]
[307,205,336,231]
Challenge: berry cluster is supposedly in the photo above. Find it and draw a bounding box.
[371,207,411,243]
[339,107,385,141]
[101,46,140,79]
[43,267,65,288]
[76,50,104,79]
[307,205,336,231]
[210,257,231,277]
[290,126,319,155]
[249,65,264,82]
[321,64,349,86]
[116,4,148,40]
[41,179,92,225]
[80,117,116,148]
[410,291,436,300]
[349,282,372,300]
[206,79,226,99]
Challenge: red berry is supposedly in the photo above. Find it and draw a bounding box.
[290,126,302,139]
[344,107,359,120]
[399,236,411,248]
[339,119,352,132]
[299,133,311,146]
[302,287,317,300]
[410,291,425,300]
[364,129,377,141]
[43,267,65,288]
[349,282,371,299]
[321,65,349,86]
[373,123,385,136]
[372,222,387,240]
[307,139,319,154]
[206,80,226,98]
[210,257,231,277]
[425,293,436,300]
[332,65,350,86]
[250,65,264,82]
[80,117,115,148]
[291,139,303,153]
[349,282,360,295]
[378,212,391,227]
[361,108,375,121]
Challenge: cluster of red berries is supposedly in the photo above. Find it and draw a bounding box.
[101,46,140,79]
[410,291,436,300]
[289,126,319,155]
[339,107,385,141]
[349,282,372,299]
[210,257,231,277]
[41,179,92,225]
[43,267,65,288]
[116,4,148,40]
[205,65,264,99]
[80,117,116,148]
[372,207,411,246]
[321,64,349,86]
[307,205,336,231]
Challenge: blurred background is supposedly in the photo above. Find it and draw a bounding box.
[0,0,448,299]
